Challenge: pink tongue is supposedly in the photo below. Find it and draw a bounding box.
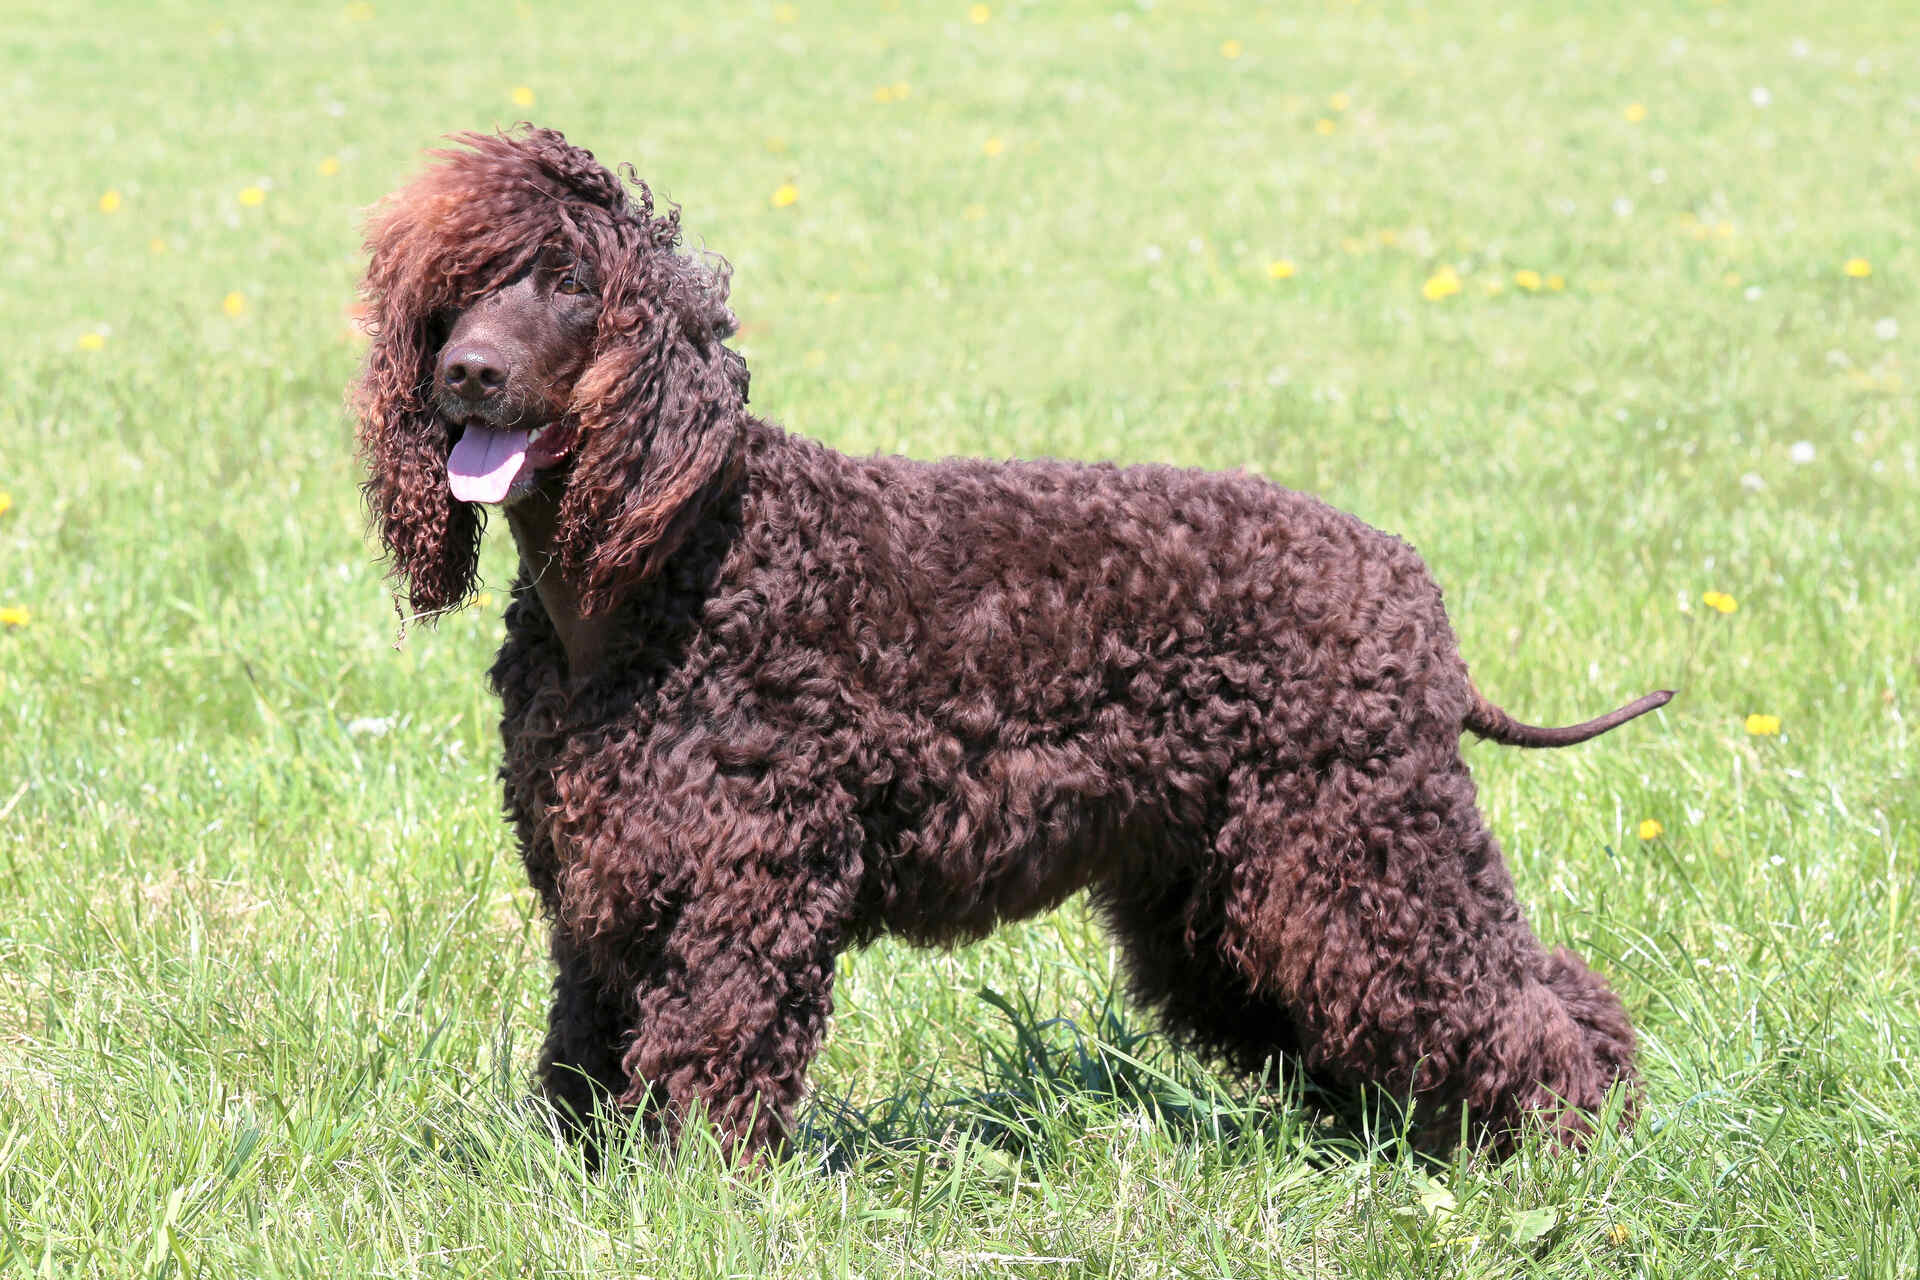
[446,425,530,503]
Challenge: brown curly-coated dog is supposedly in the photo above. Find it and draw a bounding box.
[353,126,1670,1164]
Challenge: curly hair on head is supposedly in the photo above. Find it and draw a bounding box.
[353,125,743,619]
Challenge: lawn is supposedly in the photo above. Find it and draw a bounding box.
[2,0,1917,1275]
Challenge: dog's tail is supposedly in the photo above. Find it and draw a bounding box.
[1465,684,1673,749]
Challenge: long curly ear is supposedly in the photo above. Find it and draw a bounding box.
[349,156,506,623]
[556,243,745,616]
[351,309,483,619]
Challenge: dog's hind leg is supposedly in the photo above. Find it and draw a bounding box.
[1208,744,1636,1151]
[1093,871,1306,1078]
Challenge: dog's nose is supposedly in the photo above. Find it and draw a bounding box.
[439,342,509,402]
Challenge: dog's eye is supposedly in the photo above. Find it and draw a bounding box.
[557,273,589,296]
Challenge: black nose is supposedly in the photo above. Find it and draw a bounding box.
[439,342,509,402]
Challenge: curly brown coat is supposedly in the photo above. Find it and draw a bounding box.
[354,127,1666,1164]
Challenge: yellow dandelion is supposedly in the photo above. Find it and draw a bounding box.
[1607,1223,1631,1247]
[968,2,990,22]
[149,237,168,254]
[803,349,826,368]
[1314,117,1337,136]
[511,85,535,107]
[1623,102,1647,123]
[1330,91,1351,111]
[982,136,1005,157]
[474,592,494,609]
[99,189,123,214]
[1376,229,1399,246]
[773,2,797,20]
[1843,257,1872,278]
[873,84,895,103]
[237,185,266,207]
[319,155,342,176]
[770,182,799,209]
[0,493,11,518]
[1722,271,1742,287]
[824,291,842,303]
[1702,591,1738,614]
[344,0,373,19]
[1744,713,1782,737]
[0,606,29,629]
[223,291,247,317]
[1514,268,1543,291]
[1220,40,1243,59]
[1711,221,1734,240]
[1637,819,1664,841]
[962,204,986,221]
[1482,278,1505,296]
[1266,259,1296,280]
[76,332,107,352]
[1341,236,1366,254]
[1546,273,1566,291]
[1421,266,1462,301]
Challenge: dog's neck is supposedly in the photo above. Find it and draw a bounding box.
[504,488,611,681]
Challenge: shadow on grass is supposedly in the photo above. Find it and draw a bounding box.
[422,985,1422,1183]
[793,986,1416,1173]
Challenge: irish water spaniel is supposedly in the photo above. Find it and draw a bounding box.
[353,126,1670,1164]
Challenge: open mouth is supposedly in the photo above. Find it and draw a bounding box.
[445,419,577,504]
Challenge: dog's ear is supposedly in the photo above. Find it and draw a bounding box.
[351,283,483,621]
[556,244,744,616]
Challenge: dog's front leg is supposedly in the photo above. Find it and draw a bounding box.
[614,847,854,1166]
[536,931,636,1163]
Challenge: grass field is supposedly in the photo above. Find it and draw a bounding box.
[3,0,1918,1274]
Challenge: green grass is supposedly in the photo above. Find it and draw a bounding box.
[3,0,1918,1274]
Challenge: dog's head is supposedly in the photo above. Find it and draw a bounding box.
[352,126,746,619]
